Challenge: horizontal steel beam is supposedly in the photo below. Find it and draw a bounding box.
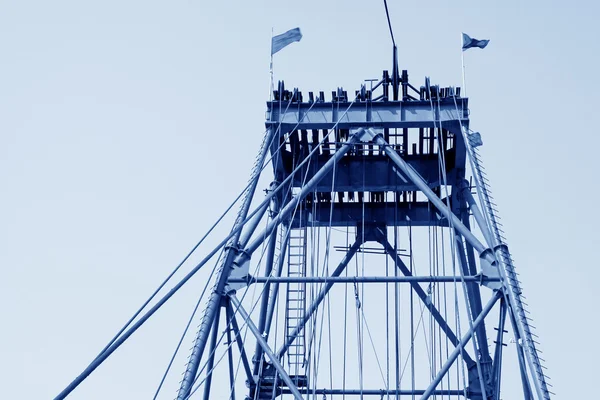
[278,388,465,396]
[289,155,451,192]
[291,201,448,228]
[229,275,499,284]
[266,98,468,130]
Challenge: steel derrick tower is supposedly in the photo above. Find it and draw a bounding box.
[55,67,552,400]
[172,67,551,399]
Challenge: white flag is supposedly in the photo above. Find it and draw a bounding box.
[271,28,302,55]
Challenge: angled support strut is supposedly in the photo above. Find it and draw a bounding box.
[229,295,303,400]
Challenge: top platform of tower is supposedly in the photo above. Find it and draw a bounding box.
[265,70,469,132]
[265,70,471,228]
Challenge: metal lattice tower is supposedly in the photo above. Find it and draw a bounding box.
[54,66,552,400]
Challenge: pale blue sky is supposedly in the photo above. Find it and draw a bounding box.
[1,1,599,398]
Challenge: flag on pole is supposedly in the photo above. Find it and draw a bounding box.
[462,33,489,51]
[271,28,303,55]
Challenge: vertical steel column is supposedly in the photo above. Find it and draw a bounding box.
[462,188,494,248]
[492,299,507,400]
[227,303,254,385]
[508,304,533,400]
[263,224,290,341]
[454,235,491,362]
[239,201,271,248]
[229,295,304,400]
[251,184,281,375]
[177,127,276,399]
[225,318,236,400]
[202,304,222,400]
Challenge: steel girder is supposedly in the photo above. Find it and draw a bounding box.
[266,98,468,130]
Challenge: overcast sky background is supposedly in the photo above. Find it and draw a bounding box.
[1,1,599,399]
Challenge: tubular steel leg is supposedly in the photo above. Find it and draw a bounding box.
[179,129,365,399]
[263,224,290,343]
[177,128,277,400]
[454,235,492,362]
[227,303,254,386]
[251,191,281,376]
[374,131,549,397]
[229,294,303,400]
[202,304,222,400]
[492,299,507,400]
[239,201,271,248]
[461,128,550,399]
[225,314,236,400]
[276,239,362,358]
[462,188,494,249]
[508,304,533,400]
[420,291,501,400]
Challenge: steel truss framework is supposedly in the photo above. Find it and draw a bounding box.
[54,71,551,400]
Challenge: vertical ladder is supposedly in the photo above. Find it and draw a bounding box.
[285,226,308,372]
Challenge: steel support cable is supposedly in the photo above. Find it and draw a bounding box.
[420,292,501,400]
[110,90,296,359]
[153,251,224,400]
[181,121,307,395]
[184,211,292,399]
[326,259,335,394]
[246,130,316,398]
[409,224,415,395]
[185,261,269,399]
[451,95,550,400]
[256,111,326,378]
[194,216,277,399]
[310,112,342,396]
[186,293,270,399]
[93,187,245,362]
[423,94,464,394]
[393,198,401,397]
[382,0,396,46]
[342,226,350,400]
[55,90,369,400]
[62,94,298,399]
[324,118,342,396]
[432,228,442,391]
[398,222,435,386]
[354,263,364,398]
[425,224,434,376]
[175,98,273,398]
[249,125,314,380]
[438,228,453,397]
[430,92,487,398]
[189,117,344,399]
[262,103,368,365]
[429,95,468,397]
[360,305,389,388]
[385,245,390,400]
[185,268,272,399]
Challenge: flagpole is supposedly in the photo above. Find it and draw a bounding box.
[460,32,467,96]
[269,27,274,103]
